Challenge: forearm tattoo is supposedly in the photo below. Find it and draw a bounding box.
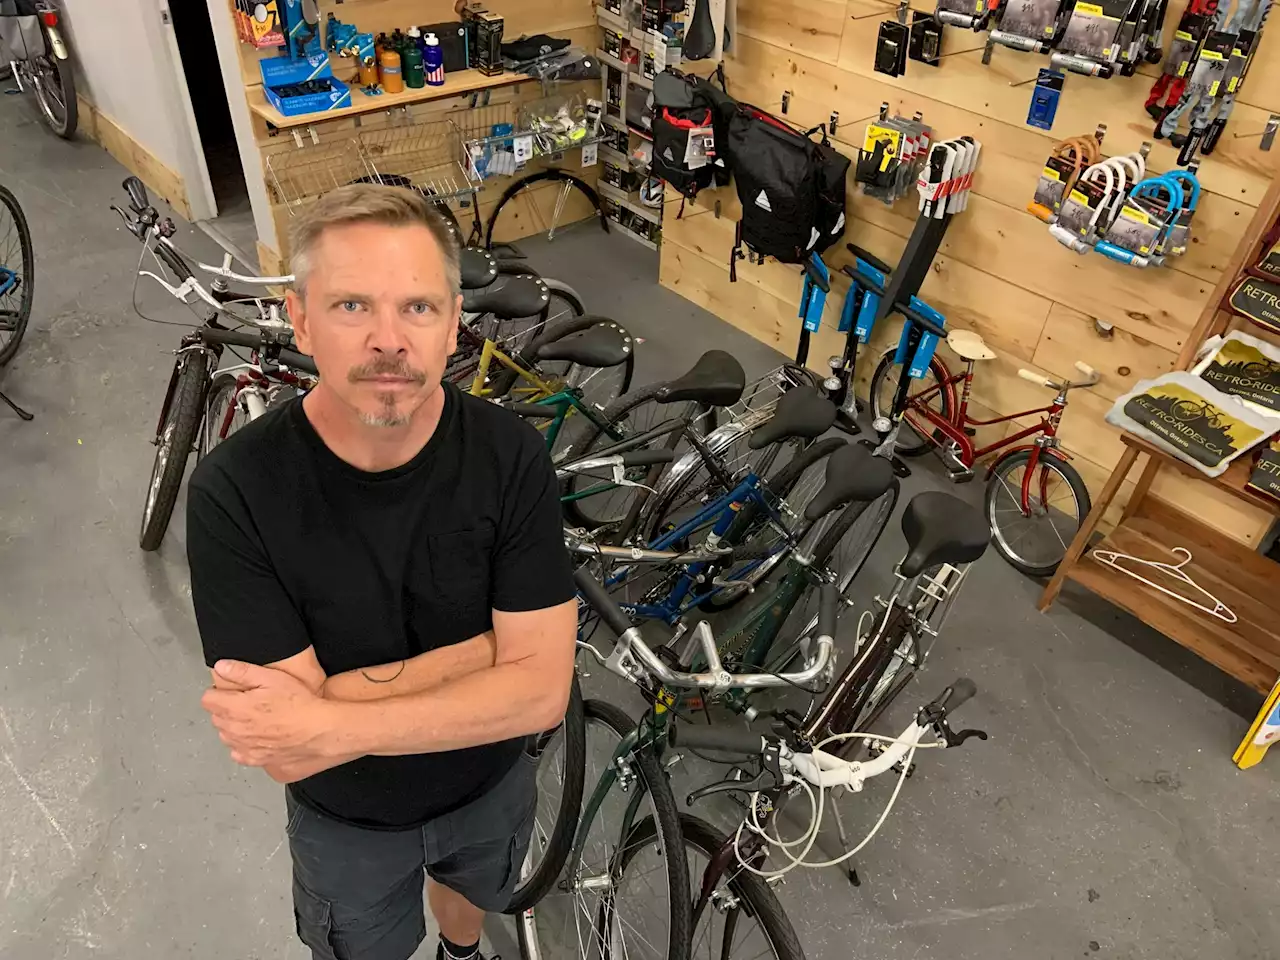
[360,660,407,684]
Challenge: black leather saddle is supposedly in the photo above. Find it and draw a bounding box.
[460,248,498,290]
[900,491,990,578]
[462,276,549,318]
[803,443,896,521]
[748,388,836,450]
[657,350,746,408]
[535,321,633,368]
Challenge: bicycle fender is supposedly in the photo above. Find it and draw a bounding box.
[45,25,69,60]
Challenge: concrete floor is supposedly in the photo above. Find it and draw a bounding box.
[2,92,1279,960]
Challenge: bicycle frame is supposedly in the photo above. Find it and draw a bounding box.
[211,363,309,443]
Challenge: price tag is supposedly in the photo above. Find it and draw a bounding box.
[513,135,534,164]
[650,30,667,72]
[581,142,598,168]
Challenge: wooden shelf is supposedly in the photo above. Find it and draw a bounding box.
[598,181,661,225]
[1065,496,1280,694]
[247,69,529,129]
[1121,433,1280,518]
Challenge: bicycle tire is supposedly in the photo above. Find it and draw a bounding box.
[677,814,806,960]
[506,674,586,913]
[484,170,610,250]
[985,449,1090,578]
[0,183,35,367]
[139,355,209,551]
[517,698,690,960]
[33,54,77,139]
[868,350,952,457]
[697,437,846,613]
[199,373,244,461]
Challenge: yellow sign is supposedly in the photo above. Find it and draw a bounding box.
[1234,678,1280,769]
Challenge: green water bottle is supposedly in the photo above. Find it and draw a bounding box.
[404,26,426,88]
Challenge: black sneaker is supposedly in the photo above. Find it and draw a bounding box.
[436,943,498,960]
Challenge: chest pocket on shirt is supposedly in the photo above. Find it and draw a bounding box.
[422,524,496,634]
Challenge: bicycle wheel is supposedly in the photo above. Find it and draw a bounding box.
[517,699,690,960]
[678,815,805,960]
[200,374,249,460]
[869,351,952,457]
[507,675,586,913]
[32,53,77,139]
[140,355,209,551]
[985,449,1091,577]
[485,170,610,250]
[562,383,716,530]
[697,437,846,613]
[0,183,35,367]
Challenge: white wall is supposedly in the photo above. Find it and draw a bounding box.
[57,0,214,218]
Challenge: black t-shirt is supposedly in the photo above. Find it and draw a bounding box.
[186,383,574,830]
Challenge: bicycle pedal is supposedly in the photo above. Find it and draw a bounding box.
[947,467,975,483]
[963,426,977,437]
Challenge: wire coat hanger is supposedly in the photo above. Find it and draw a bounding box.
[1090,546,1237,623]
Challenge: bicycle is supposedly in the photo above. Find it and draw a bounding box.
[1,0,76,138]
[109,177,317,551]
[0,180,34,420]
[868,331,1100,576]
[531,491,991,960]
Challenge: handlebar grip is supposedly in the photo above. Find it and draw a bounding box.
[201,328,265,350]
[505,402,560,420]
[278,348,318,376]
[817,583,838,640]
[124,176,150,214]
[1017,368,1053,387]
[620,450,675,468]
[670,724,768,756]
[1074,361,1098,380]
[845,243,892,276]
[901,306,948,339]
[940,678,977,712]
[573,567,634,636]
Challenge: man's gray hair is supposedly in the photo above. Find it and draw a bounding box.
[289,183,462,298]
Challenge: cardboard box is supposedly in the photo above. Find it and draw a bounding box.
[260,55,351,117]
[476,12,504,76]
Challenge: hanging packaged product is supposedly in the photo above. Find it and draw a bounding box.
[874,17,910,77]
[1157,167,1201,257]
[856,109,932,205]
[1028,131,1103,221]
[1145,1,1215,121]
[934,0,999,29]
[1049,149,1147,252]
[990,0,1068,54]
[1191,0,1272,159]
[1027,69,1065,129]
[1192,331,1280,417]
[1094,175,1182,267]
[1105,372,1278,476]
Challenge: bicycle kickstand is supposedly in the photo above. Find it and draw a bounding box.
[858,425,912,479]
[828,801,862,888]
[0,389,34,421]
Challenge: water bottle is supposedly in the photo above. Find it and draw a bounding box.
[424,32,445,86]
[404,26,426,88]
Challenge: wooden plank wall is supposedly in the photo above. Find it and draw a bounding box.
[658,0,1280,544]
[224,0,600,263]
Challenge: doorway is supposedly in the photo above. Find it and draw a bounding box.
[168,0,256,264]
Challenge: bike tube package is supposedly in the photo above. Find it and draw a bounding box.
[856,108,934,206]
[1105,372,1277,476]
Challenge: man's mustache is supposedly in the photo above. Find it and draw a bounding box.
[347,358,428,384]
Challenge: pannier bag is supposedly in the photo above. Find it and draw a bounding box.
[727,104,849,268]
[650,69,732,200]
[0,0,46,62]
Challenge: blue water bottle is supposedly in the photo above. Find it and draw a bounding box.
[424,33,445,86]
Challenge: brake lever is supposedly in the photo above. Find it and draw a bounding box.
[934,716,988,748]
[685,739,788,805]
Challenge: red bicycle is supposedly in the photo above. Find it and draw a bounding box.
[869,329,1100,576]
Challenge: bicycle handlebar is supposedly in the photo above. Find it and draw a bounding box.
[201,328,318,376]
[1018,362,1100,391]
[671,725,769,754]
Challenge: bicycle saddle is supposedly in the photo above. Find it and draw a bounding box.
[462,276,550,318]
[803,443,895,521]
[534,321,633,368]
[899,491,990,578]
[747,389,836,450]
[460,248,498,290]
[657,350,746,407]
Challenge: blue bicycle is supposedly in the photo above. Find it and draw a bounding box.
[0,181,34,419]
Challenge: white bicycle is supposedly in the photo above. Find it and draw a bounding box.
[110,176,315,551]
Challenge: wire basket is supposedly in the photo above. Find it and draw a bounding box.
[453,102,521,181]
[723,364,827,430]
[265,137,367,212]
[356,118,477,202]
[520,91,603,156]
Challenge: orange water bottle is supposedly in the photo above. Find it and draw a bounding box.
[379,47,404,94]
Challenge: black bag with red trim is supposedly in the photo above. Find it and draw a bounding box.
[650,69,732,200]
[725,105,847,266]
